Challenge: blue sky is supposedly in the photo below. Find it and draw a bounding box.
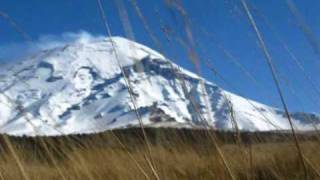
[0,0,320,113]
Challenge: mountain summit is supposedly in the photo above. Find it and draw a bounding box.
[0,37,318,136]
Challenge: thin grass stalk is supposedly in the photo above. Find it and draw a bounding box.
[0,168,4,180]
[251,5,320,98]
[2,135,30,180]
[303,154,320,178]
[204,59,282,130]
[286,0,320,56]
[240,0,308,178]
[153,3,246,179]
[0,11,32,42]
[38,138,67,180]
[0,89,94,179]
[170,19,287,132]
[0,11,92,178]
[227,99,254,180]
[95,1,160,179]
[161,3,236,179]
[248,143,253,180]
[251,6,320,141]
[110,131,151,180]
[0,3,155,180]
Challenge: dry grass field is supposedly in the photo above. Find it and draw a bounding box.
[0,128,319,180]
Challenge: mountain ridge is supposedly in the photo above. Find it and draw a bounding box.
[0,36,319,136]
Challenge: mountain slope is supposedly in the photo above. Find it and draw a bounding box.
[0,37,318,136]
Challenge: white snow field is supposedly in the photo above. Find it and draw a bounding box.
[0,36,319,136]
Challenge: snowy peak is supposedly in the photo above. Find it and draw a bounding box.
[0,36,319,136]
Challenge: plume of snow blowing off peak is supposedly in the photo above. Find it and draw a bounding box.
[0,31,105,64]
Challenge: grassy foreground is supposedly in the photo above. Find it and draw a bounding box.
[0,128,319,180]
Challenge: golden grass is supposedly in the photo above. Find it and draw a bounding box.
[0,128,319,180]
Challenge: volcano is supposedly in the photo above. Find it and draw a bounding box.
[0,37,318,136]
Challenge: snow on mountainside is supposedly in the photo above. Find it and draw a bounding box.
[0,36,319,136]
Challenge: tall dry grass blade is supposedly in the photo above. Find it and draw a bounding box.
[0,169,4,180]
[0,91,77,180]
[110,132,151,180]
[168,40,237,179]
[129,0,162,50]
[39,138,67,180]
[108,0,281,134]
[228,99,241,147]
[155,23,237,180]
[4,69,149,179]
[227,98,255,180]
[2,135,30,180]
[160,3,236,179]
[221,0,320,112]
[199,27,262,89]
[286,0,320,56]
[0,11,84,179]
[129,2,233,171]
[113,0,135,40]
[251,5,320,97]
[164,0,201,73]
[0,75,94,179]
[72,151,95,180]
[204,60,283,130]
[303,154,320,178]
[113,0,146,73]
[240,0,308,178]
[0,3,157,179]
[0,41,98,179]
[0,11,32,42]
[95,1,160,179]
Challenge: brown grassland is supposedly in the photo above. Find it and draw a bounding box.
[0,128,319,180]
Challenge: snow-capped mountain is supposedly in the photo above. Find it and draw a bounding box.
[0,37,319,136]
